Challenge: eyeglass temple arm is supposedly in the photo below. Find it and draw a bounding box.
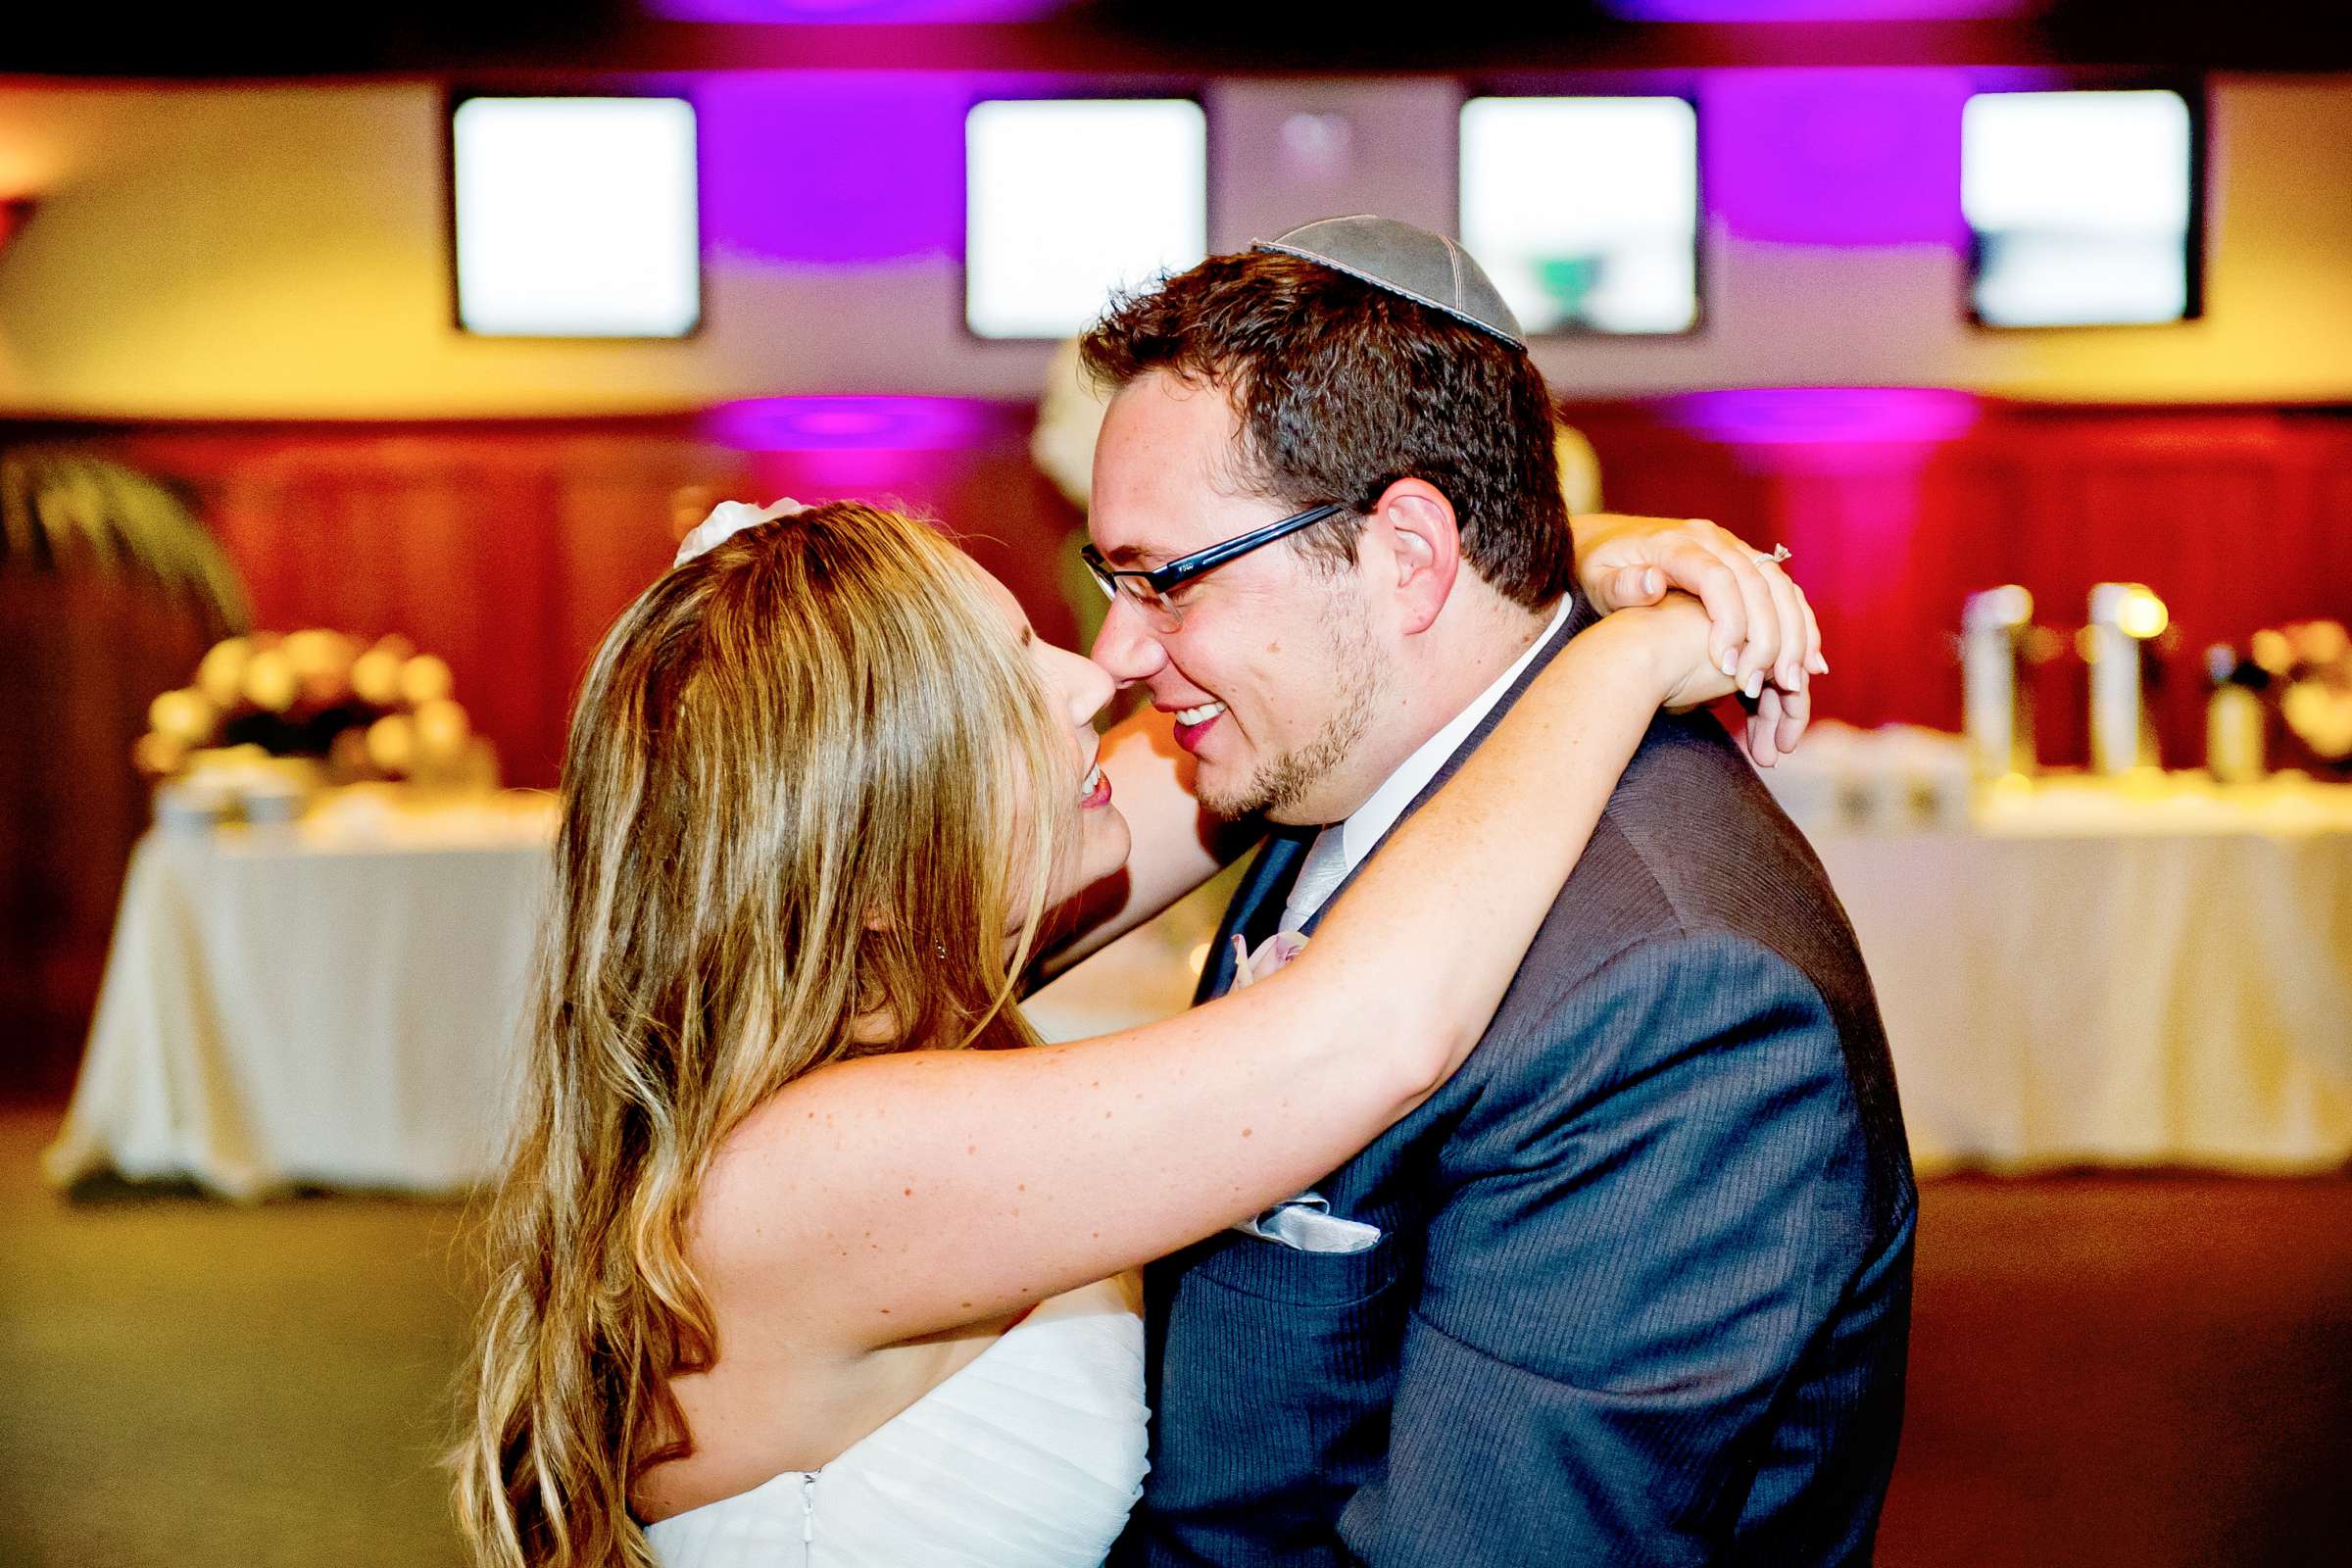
[1138,503,1347,592]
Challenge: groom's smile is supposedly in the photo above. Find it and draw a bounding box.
[1165,700,1226,753]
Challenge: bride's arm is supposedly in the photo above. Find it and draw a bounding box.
[1030,514,1818,977]
[702,600,1735,1349]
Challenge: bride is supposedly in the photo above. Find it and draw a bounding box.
[452,499,1816,1567]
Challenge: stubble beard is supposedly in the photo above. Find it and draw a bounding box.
[1196,594,1388,824]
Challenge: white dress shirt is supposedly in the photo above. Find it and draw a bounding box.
[1278,597,1573,932]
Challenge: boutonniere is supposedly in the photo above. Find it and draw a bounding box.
[1230,930,1308,988]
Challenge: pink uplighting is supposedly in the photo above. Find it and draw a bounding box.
[1663,386,1982,444]
[648,0,1072,21]
[702,396,1017,452]
[1603,0,2037,19]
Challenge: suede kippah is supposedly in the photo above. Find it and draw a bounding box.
[1252,215,1527,349]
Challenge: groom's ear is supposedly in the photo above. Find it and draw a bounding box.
[1368,478,1460,637]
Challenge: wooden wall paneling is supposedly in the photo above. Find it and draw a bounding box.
[8,402,2349,1095]
[0,567,214,1097]
[130,426,749,790]
[542,438,752,786]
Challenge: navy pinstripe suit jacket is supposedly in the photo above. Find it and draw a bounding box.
[1117,601,1916,1567]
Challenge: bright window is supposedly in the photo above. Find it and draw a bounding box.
[1962,89,2196,327]
[965,99,1208,340]
[452,97,702,338]
[1459,96,1700,335]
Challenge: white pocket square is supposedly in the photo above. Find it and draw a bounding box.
[1229,1190,1383,1254]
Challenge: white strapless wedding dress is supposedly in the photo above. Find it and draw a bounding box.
[645,1274,1149,1567]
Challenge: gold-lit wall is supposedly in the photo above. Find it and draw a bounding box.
[2,74,2349,418]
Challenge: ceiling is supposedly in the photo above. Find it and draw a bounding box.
[3,0,2347,78]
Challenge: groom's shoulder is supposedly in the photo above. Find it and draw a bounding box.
[1378,710,1895,1184]
[1523,709,1866,1007]
[1424,708,1909,1229]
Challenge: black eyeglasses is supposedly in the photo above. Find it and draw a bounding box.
[1080,503,1348,630]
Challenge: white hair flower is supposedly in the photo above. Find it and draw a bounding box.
[672,497,810,568]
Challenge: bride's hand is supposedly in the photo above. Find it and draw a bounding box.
[1574,514,1823,767]
[1589,591,1743,715]
[1575,514,1820,685]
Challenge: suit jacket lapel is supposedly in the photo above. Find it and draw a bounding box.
[1299,591,1601,938]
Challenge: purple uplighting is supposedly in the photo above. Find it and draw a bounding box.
[1702,70,1972,247]
[1603,0,2032,19]
[1665,387,1981,445]
[703,396,1017,452]
[688,67,1996,273]
[697,74,973,265]
[651,0,1070,21]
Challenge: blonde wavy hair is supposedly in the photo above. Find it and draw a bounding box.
[452,502,1079,1567]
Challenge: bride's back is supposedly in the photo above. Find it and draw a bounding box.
[630,1085,1031,1521]
[639,1274,1146,1567]
[454,503,1089,1568]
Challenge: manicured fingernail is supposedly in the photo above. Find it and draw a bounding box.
[1720,653,1739,678]
[1645,568,1664,595]
[1807,652,1829,675]
[1779,662,1799,690]
[1743,670,1764,699]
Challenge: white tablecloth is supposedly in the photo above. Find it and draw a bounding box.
[1817,777,2352,1174]
[1034,779,2352,1177]
[44,796,555,1199]
[47,775,2349,1196]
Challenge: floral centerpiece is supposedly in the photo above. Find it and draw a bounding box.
[136,631,487,799]
[2252,619,2352,776]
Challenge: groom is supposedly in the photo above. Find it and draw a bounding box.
[1080,219,1915,1565]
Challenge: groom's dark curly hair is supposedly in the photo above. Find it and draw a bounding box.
[1079,249,1573,611]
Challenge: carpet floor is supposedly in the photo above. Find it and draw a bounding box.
[0,1107,477,1568]
[2,1105,2345,1567]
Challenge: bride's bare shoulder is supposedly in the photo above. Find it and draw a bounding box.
[692,1062,862,1260]
[688,1049,951,1280]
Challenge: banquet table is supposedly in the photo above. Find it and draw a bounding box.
[44,775,2352,1197]
[1811,776,2352,1174]
[43,792,556,1199]
[1035,776,2352,1178]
